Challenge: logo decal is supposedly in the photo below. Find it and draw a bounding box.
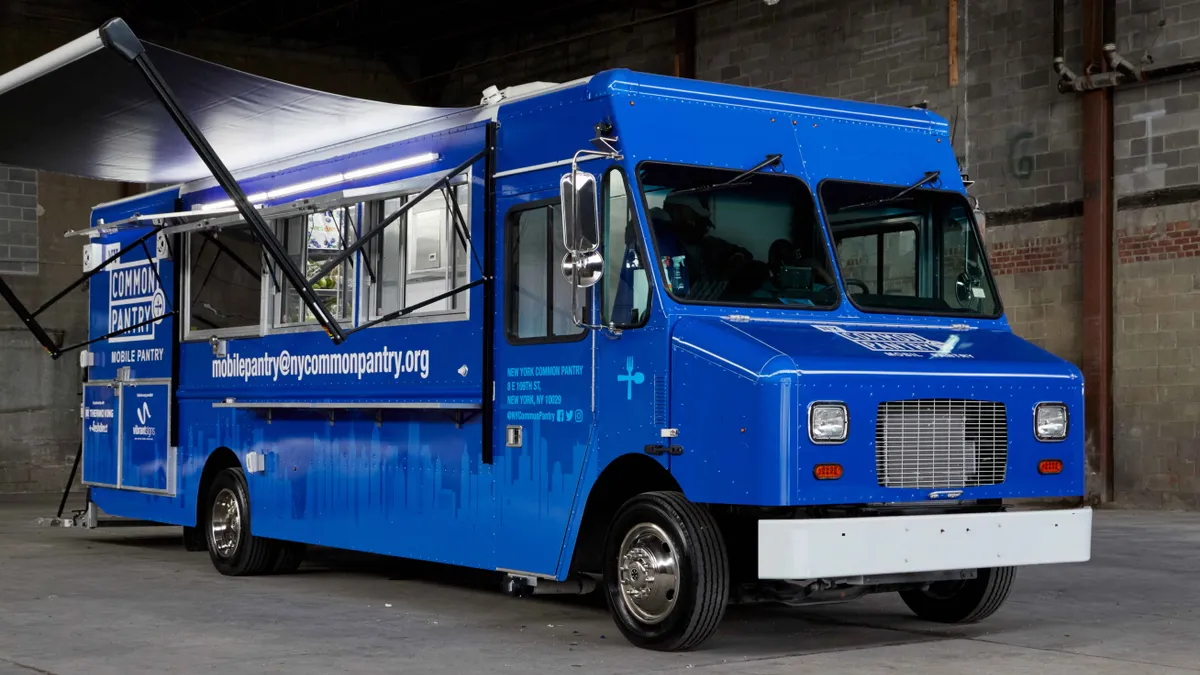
[108,256,167,344]
[814,325,973,359]
[132,399,155,440]
[927,490,964,500]
[617,357,645,400]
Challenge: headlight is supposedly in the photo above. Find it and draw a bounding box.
[1035,403,1069,441]
[809,403,849,443]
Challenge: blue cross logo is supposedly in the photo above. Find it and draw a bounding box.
[618,356,645,400]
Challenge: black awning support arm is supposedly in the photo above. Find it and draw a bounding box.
[57,310,178,356]
[0,225,165,359]
[99,18,346,344]
[31,227,161,319]
[0,275,62,358]
[347,278,485,336]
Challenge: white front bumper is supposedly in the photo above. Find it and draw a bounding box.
[758,507,1092,580]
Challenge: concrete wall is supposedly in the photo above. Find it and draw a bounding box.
[0,174,122,493]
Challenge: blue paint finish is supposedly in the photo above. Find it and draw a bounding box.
[81,384,119,486]
[79,70,1086,584]
[667,317,1083,506]
[88,188,181,383]
[119,382,172,492]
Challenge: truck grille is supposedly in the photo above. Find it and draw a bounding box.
[875,399,1008,489]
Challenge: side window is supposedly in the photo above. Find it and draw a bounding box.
[601,168,651,327]
[187,224,264,333]
[368,184,468,319]
[941,207,997,314]
[506,203,586,342]
[277,207,357,325]
[835,226,918,295]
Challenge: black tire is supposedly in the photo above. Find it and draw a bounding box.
[182,525,207,552]
[602,491,729,651]
[204,467,279,576]
[271,542,307,575]
[899,567,1016,623]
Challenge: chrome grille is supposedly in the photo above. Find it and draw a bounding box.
[875,399,1008,489]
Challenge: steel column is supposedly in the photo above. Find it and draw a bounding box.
[1081,0,1115,502]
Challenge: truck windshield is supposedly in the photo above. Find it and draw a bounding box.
[820,180,1000,318]
[639,162,838,309]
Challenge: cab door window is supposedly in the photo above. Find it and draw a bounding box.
[505,202,586,343]
[601,168,651,327]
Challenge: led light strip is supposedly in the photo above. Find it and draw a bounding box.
[197,152,440,211]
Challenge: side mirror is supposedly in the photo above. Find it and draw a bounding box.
[560,171,599,254]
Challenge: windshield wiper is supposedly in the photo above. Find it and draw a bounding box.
[837,170,941,212]
[671,154,783,197]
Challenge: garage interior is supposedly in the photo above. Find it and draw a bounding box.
[0,0,1197,672]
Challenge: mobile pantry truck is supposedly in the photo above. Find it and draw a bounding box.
[0,19,1091,651]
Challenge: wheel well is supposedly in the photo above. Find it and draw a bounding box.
[195,447,240,527]
[568,454,681,576]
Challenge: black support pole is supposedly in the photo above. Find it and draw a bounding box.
[481,122,498,465]
[98,18,346,343]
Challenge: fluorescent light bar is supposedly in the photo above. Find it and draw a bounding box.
[195,152,440,211]
[344,152,440,180]
[267,175,341,200]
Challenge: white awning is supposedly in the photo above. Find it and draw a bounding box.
[0,20,463,184]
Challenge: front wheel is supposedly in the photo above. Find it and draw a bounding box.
[603,492,729,651]
[899,567,1016,623]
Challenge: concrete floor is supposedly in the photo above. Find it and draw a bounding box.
[0,496,1196,675]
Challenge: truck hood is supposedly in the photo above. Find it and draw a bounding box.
[670,316,1080,381]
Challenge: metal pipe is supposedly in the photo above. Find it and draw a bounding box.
[1081,0,1115,503]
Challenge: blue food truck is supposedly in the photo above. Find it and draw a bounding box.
[0,20,1091,651]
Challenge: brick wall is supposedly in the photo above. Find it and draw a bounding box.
[0,166,38,276]
[1113,203,1200,509]
[987,219,1084,366]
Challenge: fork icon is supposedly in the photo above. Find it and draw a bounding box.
[617,356,645,400]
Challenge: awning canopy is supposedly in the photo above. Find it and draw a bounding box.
[0,20,462,184]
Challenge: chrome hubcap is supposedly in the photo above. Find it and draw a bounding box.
[617,522,680,624]
[210,488,241,559]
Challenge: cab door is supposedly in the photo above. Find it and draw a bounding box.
[491,190,595,577]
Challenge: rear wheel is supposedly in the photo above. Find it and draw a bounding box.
[603,492,729,651]
[205,467,279,576]
[899,567,1016,623]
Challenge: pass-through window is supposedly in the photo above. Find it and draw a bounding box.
[277,208,357,326]
[187,224,263,333]
[821,181,999,318]
[639,162,837,309]
[367,184,469,320]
